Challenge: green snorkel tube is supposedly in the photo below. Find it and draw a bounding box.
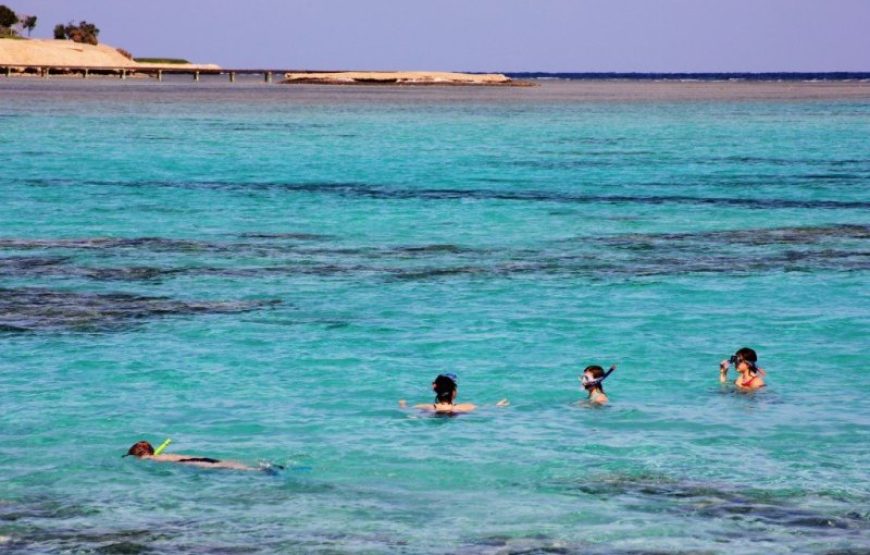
[153,438,172,456]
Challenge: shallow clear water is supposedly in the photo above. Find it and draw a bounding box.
[1,79,868,554]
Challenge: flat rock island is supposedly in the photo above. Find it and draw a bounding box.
[282,71,528,86]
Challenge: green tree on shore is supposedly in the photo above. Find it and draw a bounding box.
[53,20,99,45]
[0,5,17,27]
[21,14,35,36]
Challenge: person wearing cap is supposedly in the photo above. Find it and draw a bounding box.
[399,373,508,414]
[580,365,616,405]
[719,347,766,390]
[123,440,258,471]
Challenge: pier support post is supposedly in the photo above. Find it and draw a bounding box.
[229,72,236,83]
[83,68,89,79]
[157,70,163,82]
[5,66,10,78]
[194,71,200,82]
[42,67,49,79]
[120,69,126,80]
[264,71,272,83]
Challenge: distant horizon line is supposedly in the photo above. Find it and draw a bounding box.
[498,71,870,74]
[495,71,870,80]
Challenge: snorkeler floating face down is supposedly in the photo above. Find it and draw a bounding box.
[122,440,265,471]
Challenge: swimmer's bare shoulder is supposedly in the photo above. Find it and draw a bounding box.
[439,403,476,413]
[399,400,477,413]
[422,402,477,413]
[735,379,766,390]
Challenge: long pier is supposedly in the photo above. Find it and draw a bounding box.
[0,64,319,82]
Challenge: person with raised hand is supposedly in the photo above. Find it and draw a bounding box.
[719,347,766,390]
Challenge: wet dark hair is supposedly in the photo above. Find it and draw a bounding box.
[735,347,757,363]
[124,440,154,458]
[432,374,457,404]
[735,347,759,374]
[583,365,606,393]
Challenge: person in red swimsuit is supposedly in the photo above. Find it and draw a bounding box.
[719,347,766,390]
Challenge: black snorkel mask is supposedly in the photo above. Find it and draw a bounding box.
[580,365,616,389]
[729,355,759,373]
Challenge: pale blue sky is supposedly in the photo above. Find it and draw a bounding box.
[11,0,870,71]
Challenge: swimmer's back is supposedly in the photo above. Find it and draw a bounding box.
[413,402,477,414]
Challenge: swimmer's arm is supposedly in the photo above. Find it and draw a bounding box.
[495,398,509,407]
[399,401,488,413]
[399,400,436,411]
[719,360,730,383]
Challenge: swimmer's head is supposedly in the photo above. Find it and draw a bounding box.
[730,347,758,374]
[432,373,458,404]
[123,440,154,458]
[581,365,607,392]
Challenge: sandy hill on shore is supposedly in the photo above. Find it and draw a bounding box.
[0,38,218,70]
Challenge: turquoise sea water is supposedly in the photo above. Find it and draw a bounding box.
[1,79,868,554]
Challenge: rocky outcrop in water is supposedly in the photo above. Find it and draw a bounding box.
[281,71,530,87]
[0,287,278,332]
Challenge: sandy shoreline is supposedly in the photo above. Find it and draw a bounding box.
[1,39,867,100]
[0,38,218,71]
